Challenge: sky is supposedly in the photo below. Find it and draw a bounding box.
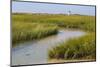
[12,1,95,16]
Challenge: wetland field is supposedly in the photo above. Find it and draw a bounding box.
[12,1,96,66]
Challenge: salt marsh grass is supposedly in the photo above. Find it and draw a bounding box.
[13,13,95,32]
[48,33,96,60]
[12,22,58,45]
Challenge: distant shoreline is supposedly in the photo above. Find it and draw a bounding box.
[12,12,95,16]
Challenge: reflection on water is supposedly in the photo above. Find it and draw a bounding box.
[12,30,85,65]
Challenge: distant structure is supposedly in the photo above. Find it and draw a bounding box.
[67,10,71,16]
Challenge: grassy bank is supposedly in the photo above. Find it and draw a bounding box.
[48,33,96,60]
[12,22,58,45]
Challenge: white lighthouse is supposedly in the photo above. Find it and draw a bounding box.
[67,10,71,16]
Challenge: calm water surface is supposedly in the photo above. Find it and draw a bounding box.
[12,30,86,65]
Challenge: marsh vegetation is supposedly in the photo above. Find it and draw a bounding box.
[12,13,96,63]
[48,33,96,60]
